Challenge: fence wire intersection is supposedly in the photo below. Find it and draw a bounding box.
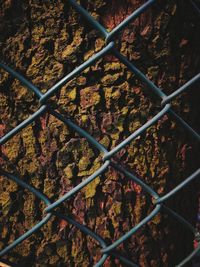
[0,0,200,266]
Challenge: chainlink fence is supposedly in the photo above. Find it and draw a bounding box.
[0,0,200,266]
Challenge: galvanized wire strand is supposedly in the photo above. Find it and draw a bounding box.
[49,109,108,154]
[0,62,42,98]
[0,170,52,257]
[67,0,200,142]
[51,212,109,267]
[162,205,200,266]
[161,73,200,106]
[0,0,200,266]
[105,0,157,43]
[0,105,47,145]
[110,162,159,199]
[112,48,200,141]
[101,204,162,253]
[162,205,196,235]
[190,0,200,16]
[156,168,200,204]
[52,214,138,267]
[39,42,114,104]
[53,211,138,267]
[68,0,109,38]
[168,109,200,141]
[176,245,200,267]
[44,160,110,213]
[103,104,171,161]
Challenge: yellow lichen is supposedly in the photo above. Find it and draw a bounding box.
[4,134,21,161]
[101,73,122,86]
[63,165,74,179]
[81,114,88,123]
[84,176,100,198]
[68,87,76,101]
[78,156,91,171]
[0,191,11,215]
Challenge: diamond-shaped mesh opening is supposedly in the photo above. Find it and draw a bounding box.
[0,69,40,138]
[0,0,199,266]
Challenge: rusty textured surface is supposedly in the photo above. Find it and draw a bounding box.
[0,0,200,266]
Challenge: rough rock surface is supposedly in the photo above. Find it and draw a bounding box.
[0,0,200,266]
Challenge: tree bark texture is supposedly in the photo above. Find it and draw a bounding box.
[0,0,200,266]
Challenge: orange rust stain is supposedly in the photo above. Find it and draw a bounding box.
[0,124,6,137]
[102,0,141,30]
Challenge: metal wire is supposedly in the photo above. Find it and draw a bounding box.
[0,0,200,266]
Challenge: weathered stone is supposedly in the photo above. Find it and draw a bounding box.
[80,86,100,108]
[0,1,199,266]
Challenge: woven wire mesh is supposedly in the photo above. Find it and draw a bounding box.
[0,0,200,266]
